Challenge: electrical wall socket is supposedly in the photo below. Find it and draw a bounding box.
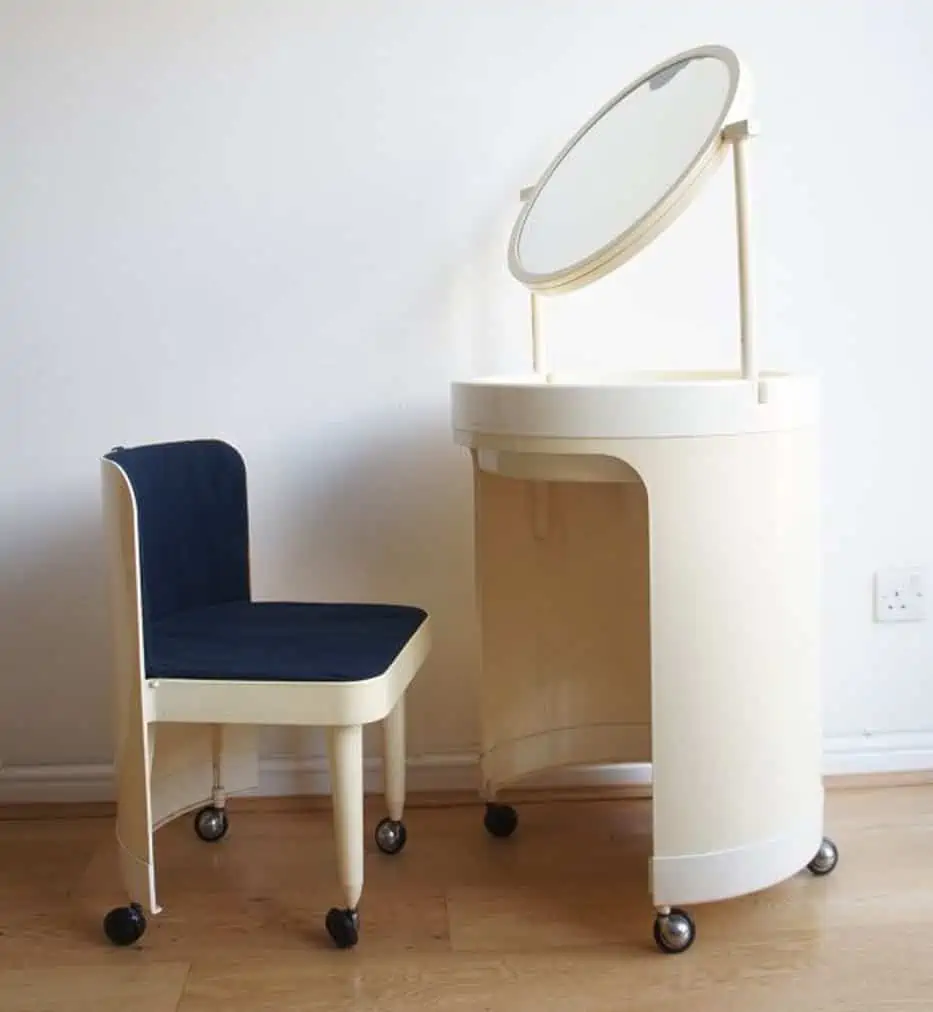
[874,567,925,622]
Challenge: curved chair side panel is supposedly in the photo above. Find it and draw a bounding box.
[101,458,160,915]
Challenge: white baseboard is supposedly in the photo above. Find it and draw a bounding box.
[0,754,483,806]
[1,733,932,806]
[257,752,481,799]
[0,762,116,805]
[821,731,933,776]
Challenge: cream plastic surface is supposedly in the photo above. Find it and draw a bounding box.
[450,43,833,931]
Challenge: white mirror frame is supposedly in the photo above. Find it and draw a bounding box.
[507,44,762,395]
[507,44,750,296]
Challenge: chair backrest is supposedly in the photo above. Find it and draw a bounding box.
[102,440,251,643]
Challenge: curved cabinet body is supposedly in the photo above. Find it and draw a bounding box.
[452,371,824,908]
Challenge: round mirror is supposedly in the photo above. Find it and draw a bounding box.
[508,45,748,294]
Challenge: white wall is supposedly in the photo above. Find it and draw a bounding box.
[3,0,933,789]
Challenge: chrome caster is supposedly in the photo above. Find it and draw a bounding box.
[103,902,147,946]
[194,805,229,843]
[653,907,696,954]
[483,802,518,838]
[375,816,407,855]
[325,907,360,948]
[807,836,839,876]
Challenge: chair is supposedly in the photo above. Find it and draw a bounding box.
[99,438,431,949]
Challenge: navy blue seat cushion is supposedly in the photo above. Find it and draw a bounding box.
[105,439,428,683]
[147,600,428,682]
[104,440,252,652]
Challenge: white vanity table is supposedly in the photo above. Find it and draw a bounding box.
[450,45,838,953]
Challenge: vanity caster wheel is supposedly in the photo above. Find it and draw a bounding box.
[103,902,147,946]
[194,805,229,843]
[653,907,696,954]
[807,836,839,876]
[375,816,407,855]
[483,803,518,838]
[325,907,360,949]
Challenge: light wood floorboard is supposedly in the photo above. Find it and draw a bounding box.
[1,786,932,1010]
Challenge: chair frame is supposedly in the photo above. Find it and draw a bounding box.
[100,443,431,948]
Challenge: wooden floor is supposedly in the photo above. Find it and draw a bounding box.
[1,785,932,1010]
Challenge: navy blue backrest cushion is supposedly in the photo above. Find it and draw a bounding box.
[104,440,251,630]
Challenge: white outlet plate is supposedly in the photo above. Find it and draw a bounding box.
[874,567,925,622]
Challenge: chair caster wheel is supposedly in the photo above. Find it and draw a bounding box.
[807,836,839,876]
[103,902,147,946]
[194,805,229,842]
[375,816,407,855]
[653,907,696,954]
[325,907,360,949]
[483,802,518,838]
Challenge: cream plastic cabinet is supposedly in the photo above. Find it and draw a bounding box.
[450,45,838,954]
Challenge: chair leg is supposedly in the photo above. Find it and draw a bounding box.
[194,724,230,843]
[103,701,159,947]
[325,723,364,949]
[374,697,408,856]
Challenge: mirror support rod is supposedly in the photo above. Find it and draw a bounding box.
[520,185,550,381]
[723,119,761,399]
[530,292,546,377]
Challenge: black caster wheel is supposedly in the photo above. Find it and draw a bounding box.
[483,802,518,838]
[325,907,360,949]
[103,902,147,946]
[194,805,229,842]
[653,907,696,954]
[375,816,407,855]
[807,836,839,876]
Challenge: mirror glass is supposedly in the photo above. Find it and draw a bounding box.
[509,46,741,291]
